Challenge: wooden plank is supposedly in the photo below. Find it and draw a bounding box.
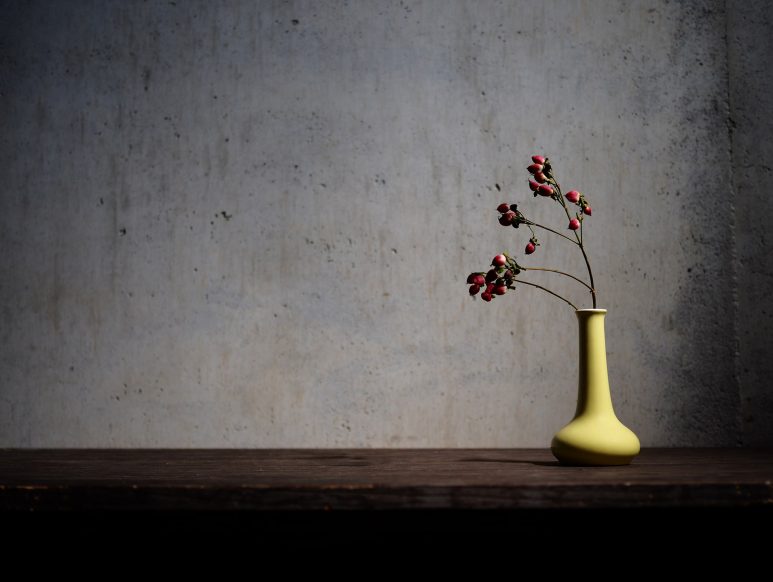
[0,448,771,511]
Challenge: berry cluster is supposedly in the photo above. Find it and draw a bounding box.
[527,156,592,231]
[497,200,541,255]
[496,203,525,228]
[466,154,598,309]
[467,255,521,302]
[527,156,556,197]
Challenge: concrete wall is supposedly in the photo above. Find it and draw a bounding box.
[729,2,773,446]
[1,0,770,447]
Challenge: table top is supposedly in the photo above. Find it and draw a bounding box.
[1,448,771,511]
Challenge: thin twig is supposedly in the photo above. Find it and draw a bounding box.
[525,220,578,244]
[549,174,597,308]
[515,279,578,310]
[522,266,594,293]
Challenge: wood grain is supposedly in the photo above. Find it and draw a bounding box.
[0,448,771,511]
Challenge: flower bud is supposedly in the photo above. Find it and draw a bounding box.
[525,242,536,255]
[481,292,493,302]
[527,163,543,175]
[528,179,539,192]
[497,203,510,213]
[492,254,507,267]
[531,155,546,165]
[565,190,580,204]
[469,284,481,296]
[538,184,554,197]
[568,218,580,230]
[583,205,592,216]
[534,172,547,184]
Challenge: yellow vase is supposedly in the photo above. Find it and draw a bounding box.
[551,309,640,466]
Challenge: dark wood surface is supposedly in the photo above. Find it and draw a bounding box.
[1,448,771,511]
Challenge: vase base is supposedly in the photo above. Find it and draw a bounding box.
[551,444,637,467]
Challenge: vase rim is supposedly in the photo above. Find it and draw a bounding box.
[575,308,607,313]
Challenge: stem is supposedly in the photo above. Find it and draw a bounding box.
[516,280,578,310]
[522,266,594,293]
[525,220,578,245]
[548,174,597,308]
[578,240,596,307]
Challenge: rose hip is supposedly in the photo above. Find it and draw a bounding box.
[481,292,493,302]
[528,179,539,192]
[525,242,536,255]
[493,285,507,295]
[538,184,554,197]
[469,284,481,296]
[568,218,580,230]
[566,190,580,204]
[583,206,592,216]
[472,274,485,286]
[527,163,543,175]
[533,172,547,184]
[531,155,546,165]
[497,203,510,213]
[492,254,507,267]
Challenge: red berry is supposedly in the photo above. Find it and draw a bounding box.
[525,242,536,255]
[485,270,497,283]
[531,155,546,165]
[583,205,592,216]
[528,179,539,192]
[566,190,580,204]
[537,184,554,197]
[481,292,493,302]
[493,285,507,295]
[568,218,580,230]
[497,203,510,213]
[485,283,495,293]
[492,254,507,267]
[466,273,476,284]
[527,163,543,175]
[534,172,547,184]
[472,274,485,286]
[469,284,481,296]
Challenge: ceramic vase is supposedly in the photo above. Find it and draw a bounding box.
[551,309,640,466]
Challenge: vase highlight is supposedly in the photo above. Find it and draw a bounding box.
[551,309,640,466]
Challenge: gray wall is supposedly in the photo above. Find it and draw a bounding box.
[1,0,770,448]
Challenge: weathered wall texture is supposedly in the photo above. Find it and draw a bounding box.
[0,0,770,447]
[729,2,773,446]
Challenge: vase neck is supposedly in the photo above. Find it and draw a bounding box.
[575,310,614,417]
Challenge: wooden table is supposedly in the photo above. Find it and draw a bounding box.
[2,448,771,551]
